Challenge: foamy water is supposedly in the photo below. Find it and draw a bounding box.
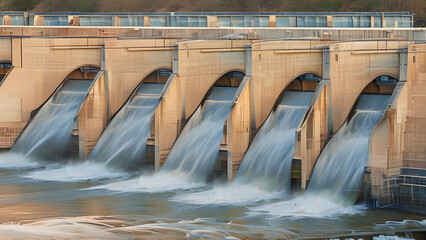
[0,152,40,169]
[90,170,206,193]
[0,216,122,240]
[173,183,285,206]
[252,193,366,218]
[25,162,127,182]
[0,216,297,240]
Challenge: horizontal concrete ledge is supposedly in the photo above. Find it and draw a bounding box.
[350,50,400,55]
[51,46,102,50]
[274,49,323,54]
[127,47,174,51]
[200,48,245,53]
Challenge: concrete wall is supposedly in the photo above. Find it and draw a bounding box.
[153,40,248,169]
[294,80,332,189]
[0,38,102,148]
[104,39,175,117]
[251,40,326,130]
[0,38,11,63]
[75,71,108,159]
[224,76,252,179]
[404,43,426,168]
[329,41,410,133]
[154,74,184,169]
[0,26,422,43]
[177,40,248,119]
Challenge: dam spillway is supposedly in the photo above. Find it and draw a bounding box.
[307,94,391,204]
[235,91,314,192]
[162,87,238,182]
[0,12,424,239]
[10,79,93,161]
[88,83,164,172]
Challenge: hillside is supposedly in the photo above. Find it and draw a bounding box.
[0,0,424,26]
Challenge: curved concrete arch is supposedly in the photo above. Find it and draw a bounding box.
[215,68,246,79]
[369,73,399,81]
[176,39,250,119]
[110,67,172,120]
[251,40,327,130]
[0,37,103,148]
[329,40,411,133]
[104,39,176,117]
[153,40,250,168]
[260,72,323,128]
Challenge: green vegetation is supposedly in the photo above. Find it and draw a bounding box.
[0,0,424,26]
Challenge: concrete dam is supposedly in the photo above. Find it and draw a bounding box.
[0,11,425,239]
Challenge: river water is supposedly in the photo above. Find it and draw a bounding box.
[0,88,425,239]
[0,154,424,239]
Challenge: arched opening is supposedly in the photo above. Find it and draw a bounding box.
[141,69,173,84]
[214,71,245,87]
[362,75,399,95]
[15,66,101,161]
[0,62,12,82]
[113,68,173,119]
[65,66,100,81]
[285,73,322,92]
[29,66,100,120]
[197,70,245,117]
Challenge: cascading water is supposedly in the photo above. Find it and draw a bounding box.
[307,94,391,202]
[26,83,164,181]
[94,86,238,192]
[11,80,92,161]
[235,91,314,192]
[161,87,238,182]
[254,94,391,217]
[174,91,314,204]
[88,83,164,172]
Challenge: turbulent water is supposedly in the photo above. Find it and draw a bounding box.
[25,83,164,182]
[0,166,424,239]
[307,94,391,203]
[89,83,164,172]
[175,91,313,205]
[254,94,392,217]
[11,80,92,161]
[0,87,424,238]
[235,91,314,192]
[161,87,238,182]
